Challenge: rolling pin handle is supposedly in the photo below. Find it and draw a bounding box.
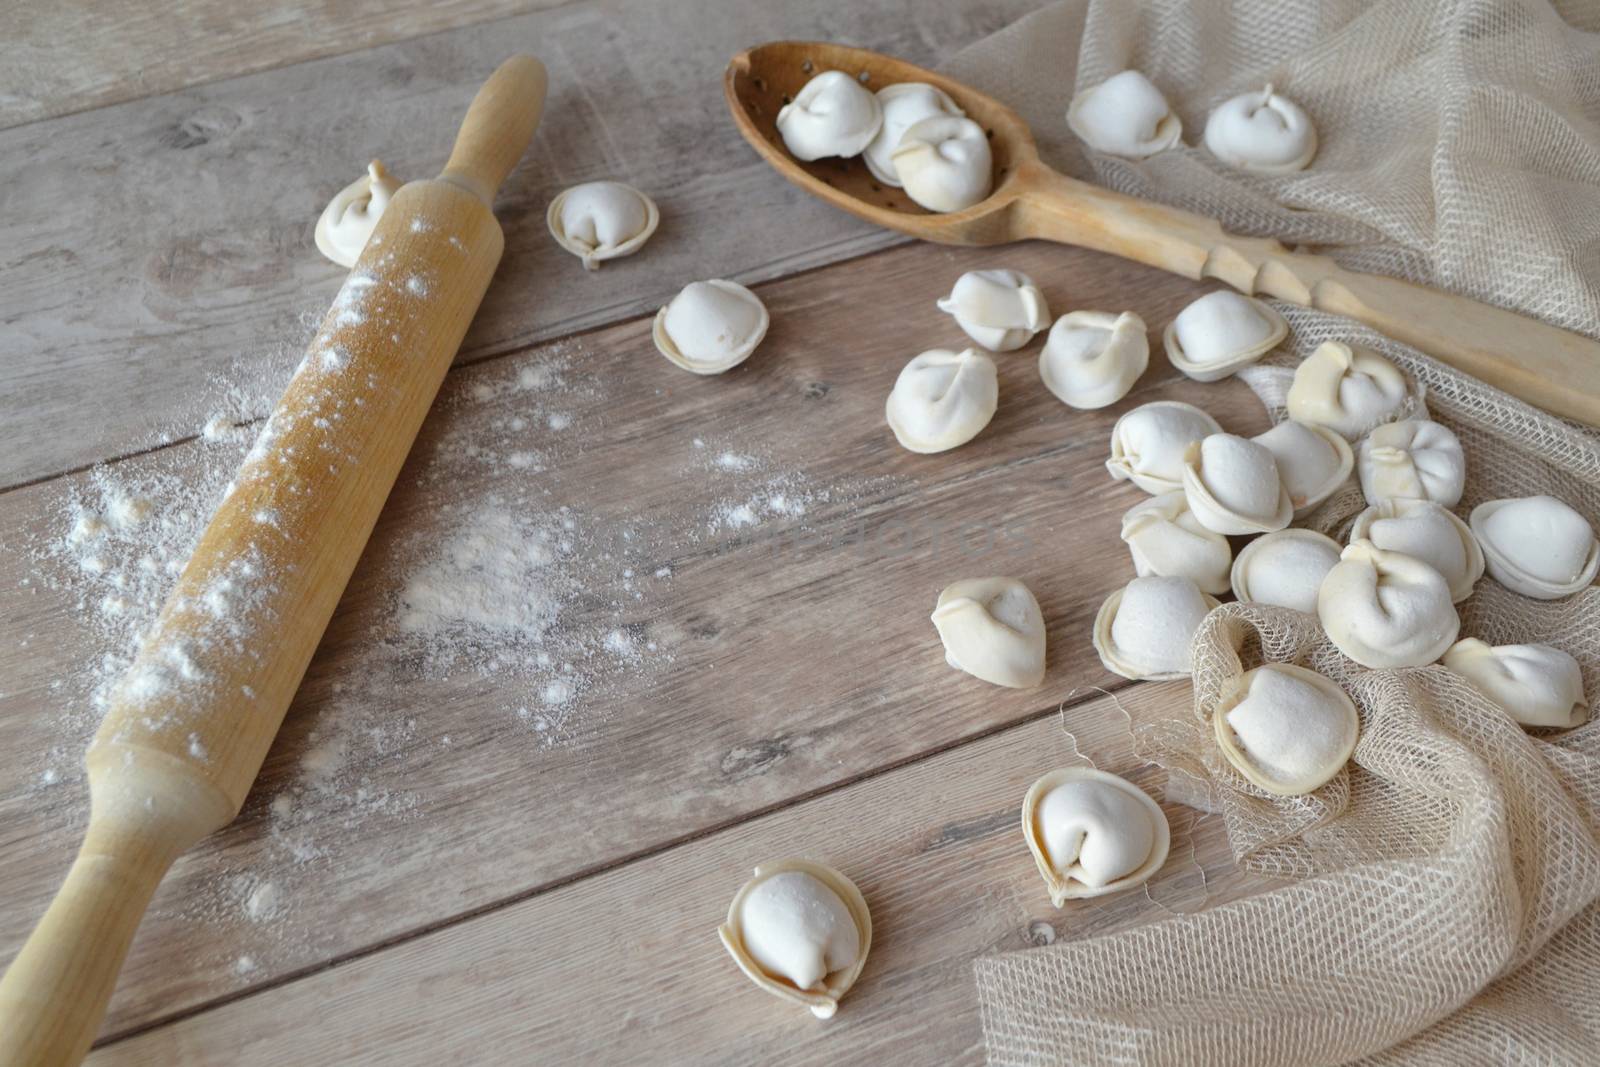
[440,54,548,207]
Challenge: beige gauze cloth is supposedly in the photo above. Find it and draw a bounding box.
[941,1,1600,1063]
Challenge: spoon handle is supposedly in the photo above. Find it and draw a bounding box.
[1016,164,1600,427]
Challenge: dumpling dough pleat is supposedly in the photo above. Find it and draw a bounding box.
[1357,419,1466,508]
[1120,491,1232,595]
[885,348,999,453]
[1317,539,1460,668]
[1039,310,1149,410]
[1251,419,1354,516]
[1022,767,1171,905]
[1469,495,1599,599]
[1350,498,1483,603]
[1443,638,1588,729]
[935,270,1049,352]
[1286,341,1409,439]
[931,577,1046,688]
[1093,575,1219,681]
[1214,663,1359,795]
[1229,528,1342,613]
[1181,433,1294,535]
[1106,401,1222,495]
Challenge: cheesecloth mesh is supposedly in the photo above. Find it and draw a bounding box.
[942,2,1600,1061]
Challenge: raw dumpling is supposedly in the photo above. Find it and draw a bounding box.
[1022,767,1171,905]
[1470,496,1599,599]
[1252,419,1354,516]
[1350,498,1483,603]
[1093,575,1219,681]
[1066,70,1182,159]
[935,270,1050,352]
[863,82,965,187]
[930,577,1046,688]
[546,180,659,270]
[1202,85,1317,174]
[1038,311,1149,409]
[1120,491,1232,595]
[1163,292,1288,382]
[1181,433,1294,535]
[1318,539,1460,668]
[1443,638,1588,729]
[1229,528,1342,613]
[1357,419,1466,508]
[885,348,999,453]
[652,279,769,375]
[776,70,883,161]
[1286,341,1409,439]
[1213,663,1358,795]
[1106,401,1223,494]
[315,160,403,268]
[891,115,993,213]
[718,859,871,1019]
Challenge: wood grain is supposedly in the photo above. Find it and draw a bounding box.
[0,0,1041,491]
[0,3,567,129]
[0,238,1270,1044]
[88,686,1278,1065]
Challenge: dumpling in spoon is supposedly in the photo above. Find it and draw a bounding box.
[1213,663,1358,795]
[885,348,998,453]
[776,70,883,161]
[930,576,1046,688]
[1318,540,1460,668]
[891,115,993,213]
[1039,311,1149,410]
[315,160,404,268]
[1203,85,1317,174]
[1443,638,1588,729]
[1287,341,1409,439]
[1021,767,1170,905]
[1066,70,1182,159]
[936,270,1049,352]
[546,180,659,270]
[1106,401,1222,495]
[1357,419,1466,508]
[863,82,965,187]
[1470,495,1599,599]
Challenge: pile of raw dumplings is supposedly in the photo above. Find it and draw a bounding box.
[776,70,993,213]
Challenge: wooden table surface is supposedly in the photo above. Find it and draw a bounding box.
[1,1,1281,1060]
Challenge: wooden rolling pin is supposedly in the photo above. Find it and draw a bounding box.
[0,55,548,1064]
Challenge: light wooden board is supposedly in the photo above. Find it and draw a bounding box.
[0,1,565,128]
[90,686,1279,1065]
[0,238,1271,1044]
[0,0,1043,490]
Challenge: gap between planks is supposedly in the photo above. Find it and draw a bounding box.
[93,678,1143,1049]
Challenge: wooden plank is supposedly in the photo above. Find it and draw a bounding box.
[0,2,564,129]
[0,238,1272,1042]
[89,686,1278,1064]
[0,0,1042,490]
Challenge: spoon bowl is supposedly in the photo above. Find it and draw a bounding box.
[724,41,1035,245]
[724,40,1600,427]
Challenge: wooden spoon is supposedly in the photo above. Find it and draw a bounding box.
[0,55,546,1065]
[725,42,1600,427]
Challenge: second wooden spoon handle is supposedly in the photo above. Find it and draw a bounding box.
[1018,163,1600,427]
